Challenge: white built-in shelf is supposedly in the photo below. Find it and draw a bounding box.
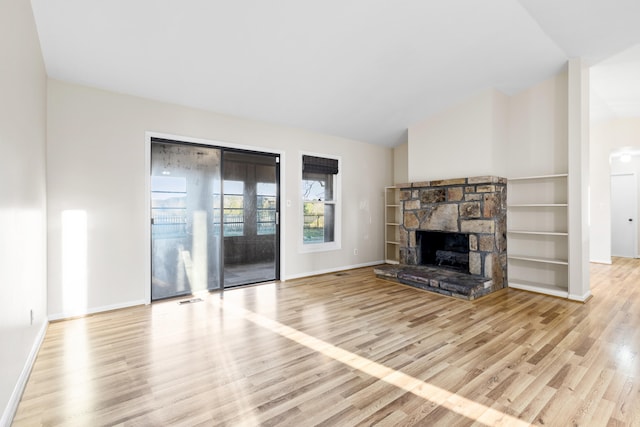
[384,186,401,264]
[507,173,570,299]
[507,255,568,265]
[507,230,568,236]
[508,173,568,181]
[508,204,568,207]
[508,280,569,298]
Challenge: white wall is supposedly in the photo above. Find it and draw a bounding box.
[47,79,392,318]
[507,69,568,177]
[405,70,569,182]
[407,89,509,181]
[590,121,612,263]
[393,142,408,184]
[0,0,48,424]
[492,90,510,175]
[406,70,568,183]
[590,118,640,263]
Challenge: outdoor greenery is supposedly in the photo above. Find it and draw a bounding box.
[303,201,325,242]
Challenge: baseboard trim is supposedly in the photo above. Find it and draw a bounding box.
[590,258,612,265]
[1,320,48,427]
[282,260,384,281]
[48,299,147,322]
[569,291,593,303]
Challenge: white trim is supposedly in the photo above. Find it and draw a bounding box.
[568,291,592,302]
[48,299,146,322]
[278,153,286,279]
[147,131,283,156]
[144,135,152,304]
[281,260,383,281]
[299,150,342,253]
[589,258,612,265]
[145,131,286,293]
[1,321,47,427]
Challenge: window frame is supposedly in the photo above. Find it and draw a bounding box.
[256,182,277,236]
[299,151,341,253]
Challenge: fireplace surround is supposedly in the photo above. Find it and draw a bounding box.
[375,176,507,300]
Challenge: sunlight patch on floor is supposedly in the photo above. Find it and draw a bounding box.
[215,297,530,426]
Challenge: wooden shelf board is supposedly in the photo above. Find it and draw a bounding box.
[508,255,568,265]
[509,280,569,298]
[385,241,400,245]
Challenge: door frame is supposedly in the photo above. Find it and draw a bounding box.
[144,132,285,304]
[610,172,638,258]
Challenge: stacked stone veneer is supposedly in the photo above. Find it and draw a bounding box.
[398,176,507,290]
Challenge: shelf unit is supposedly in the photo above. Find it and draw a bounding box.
[384,186,401,264]
[507,174,569,298]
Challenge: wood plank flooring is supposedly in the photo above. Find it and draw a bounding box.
[12,258,640,426]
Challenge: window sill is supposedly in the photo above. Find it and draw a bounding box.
[299,241,341,253]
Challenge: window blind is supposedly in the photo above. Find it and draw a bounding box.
[302,155,339,175]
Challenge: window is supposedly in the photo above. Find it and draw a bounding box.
[257,182,277,235]
[151,176,187,236]
[302,154,340,249]
[213,180,244,236]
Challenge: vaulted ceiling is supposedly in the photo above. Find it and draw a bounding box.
[30,0,640,147]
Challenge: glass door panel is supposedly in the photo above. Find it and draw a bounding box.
[222,151,279,287]
[151,142,222,300]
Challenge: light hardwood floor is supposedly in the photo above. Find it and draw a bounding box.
[12,258,640,426]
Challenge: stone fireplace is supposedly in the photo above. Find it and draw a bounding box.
[375,176,507,300]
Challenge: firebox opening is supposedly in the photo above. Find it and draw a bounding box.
[417,231,470,273]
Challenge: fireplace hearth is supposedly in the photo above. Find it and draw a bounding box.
[375,176,507,300]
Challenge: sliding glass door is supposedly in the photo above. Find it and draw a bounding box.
[151,142,222,300]
[150,140,279,300]
[221,151,279,287]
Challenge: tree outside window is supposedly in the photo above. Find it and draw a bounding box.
[302,155,338,245]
